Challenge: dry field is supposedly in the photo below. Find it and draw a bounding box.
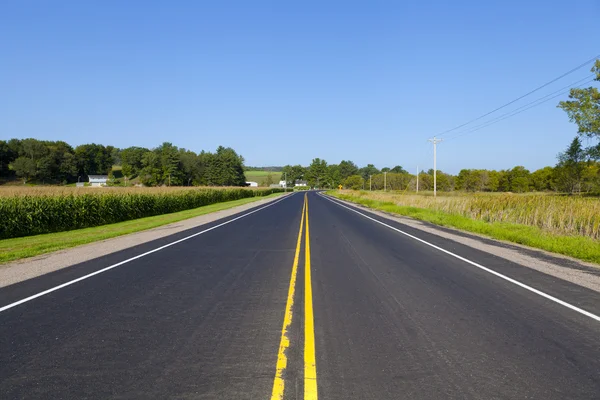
[338,190,600,240]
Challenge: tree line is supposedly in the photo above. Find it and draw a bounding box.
[0,139,246,187]
[278,136,599,194]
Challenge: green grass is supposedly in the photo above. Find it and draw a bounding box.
[244,170,282,186]
[328,191,600,265]
[0,193,284,263]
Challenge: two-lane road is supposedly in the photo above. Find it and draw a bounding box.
[1,191,600,399]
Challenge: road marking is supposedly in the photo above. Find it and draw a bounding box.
[0,193,295,314]
[271,195,305,400]
[304,193,318,400]
[321,194,600,323]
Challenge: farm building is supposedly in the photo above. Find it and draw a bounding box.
[246,181,258,187]
[295,180,308,187]
[88,175,109,187]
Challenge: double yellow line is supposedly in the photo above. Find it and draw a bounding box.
[271,193,318,400]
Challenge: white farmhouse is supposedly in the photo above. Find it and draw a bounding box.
[88,175,109,187]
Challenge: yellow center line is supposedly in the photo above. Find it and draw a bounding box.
[270,195,306,400]
[304,193,318,399]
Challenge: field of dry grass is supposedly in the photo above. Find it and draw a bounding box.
[337,190,600,240]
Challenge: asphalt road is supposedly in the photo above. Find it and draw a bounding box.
[1,191,600,399]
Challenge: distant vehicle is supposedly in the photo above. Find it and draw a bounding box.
[246,181,258,187]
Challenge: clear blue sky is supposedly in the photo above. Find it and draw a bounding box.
[1,0,598,174]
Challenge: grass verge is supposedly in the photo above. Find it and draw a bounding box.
[0,193,284,264]
[328,191,600,265]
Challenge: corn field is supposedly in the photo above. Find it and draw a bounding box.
[339,190,600,240]
[0,187,283,239]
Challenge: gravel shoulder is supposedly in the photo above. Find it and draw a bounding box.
[0,193,292,288]
[328,194,600,294]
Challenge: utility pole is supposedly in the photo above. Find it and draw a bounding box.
[428,137,443,197]
[369,175,372,191]
[384,171,387,192]
[284,172,287,192]
[416,166,419,193]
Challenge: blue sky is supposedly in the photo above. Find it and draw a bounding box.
[1,0,598,174]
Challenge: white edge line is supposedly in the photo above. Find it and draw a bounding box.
[320,193,600,323]
[0,193,296,313]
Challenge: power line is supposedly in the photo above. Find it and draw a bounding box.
[436,54,600,137]
[445,74,593,138]
[445,77,596,141]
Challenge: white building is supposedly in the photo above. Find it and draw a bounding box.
[279,180,287,188]
[295,180,308,187]
[246,181,258,187]
[88,175,109,187]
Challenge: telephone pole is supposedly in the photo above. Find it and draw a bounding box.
[428,137,443,197]
[416,166,419,193]
[369,175,372,191]
[384,171,387,192]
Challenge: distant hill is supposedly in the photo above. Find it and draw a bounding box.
[244,166,283,172]
[244,170,282,186]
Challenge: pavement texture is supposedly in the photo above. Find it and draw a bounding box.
[1,191,599,399]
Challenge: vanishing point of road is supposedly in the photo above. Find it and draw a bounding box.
[1,191,600,399]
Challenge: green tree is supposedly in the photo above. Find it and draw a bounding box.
[326,164,341,188]
[390,165,407,174]
[121,147,149,178]
[179,149,200,186]
[75,143,114,176]
[530,166,554,191]
[558,60,600,156]
[343,175,364,190]
[10,157,36,183]
[139,151,162,186]
[338,160,359,180]
[509,166,531,193]
[359,164,379,181]
[555,137,586,193]
[456,169,478,191]
[215,146,246,186]
[306,158,328,187]
[0,140,18,178]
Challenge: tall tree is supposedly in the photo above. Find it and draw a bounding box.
[359,164,379,181]
[390,165,407,174]
[558,60,600,157]
[121,146,149,178]
[530,166,554,191]
[338,160,359,180]
[75,144,114,176]
[555,137,586,193]
[306,158,328,187]
[0,140,18,178]
[10,157,36,183]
